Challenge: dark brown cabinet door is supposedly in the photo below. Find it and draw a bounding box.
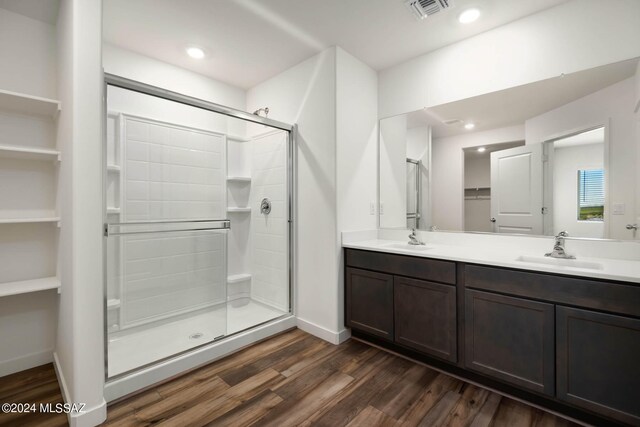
[394,277,457,362]
[556,306,640,425]
[346,267,393,340]
[465,290,554,396]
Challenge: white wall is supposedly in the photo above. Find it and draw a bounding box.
[335,47,378,341]
[526,78,637,240]
[250,130,289,311]
[379,115,408,229]
[55,0,107,426]
[103,44,245,112]
[432,125,525,231]
[553,143,604,238]
[0,8,57,98]
[247,48,340,340]
[379,0,640,118]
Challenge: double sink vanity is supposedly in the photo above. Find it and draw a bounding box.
[343,231,640,426]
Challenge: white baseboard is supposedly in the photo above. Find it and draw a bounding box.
[296,317,351,345]
[0,349,53,377]
[54,352,107,427]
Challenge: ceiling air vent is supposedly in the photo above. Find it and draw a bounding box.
[405,0,453,20]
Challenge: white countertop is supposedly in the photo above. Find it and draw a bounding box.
[343,238,640,284]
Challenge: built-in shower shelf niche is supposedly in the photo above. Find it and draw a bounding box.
[0,144,61,162]
[107,208,121,215]
[227,207,251,213]
[107,164,121,173]
[0,276,60,298]
[227,273,251,284]
[227,135,251,143]
[227,176,251,183]
[0,89,61,118]
[107,298,121,310]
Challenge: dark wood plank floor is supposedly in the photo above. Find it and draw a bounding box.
[1,329,580,427]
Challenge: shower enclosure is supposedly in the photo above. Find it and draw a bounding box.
[103,75,293,380]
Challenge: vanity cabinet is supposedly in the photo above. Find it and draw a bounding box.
[464,290,555,395]
[345,247,640,426]
[394,277,456,362]
[556,306,640,425]
[345,249,457,361]
[345,268,394,341]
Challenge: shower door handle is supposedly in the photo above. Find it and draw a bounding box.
[104,219,230,237]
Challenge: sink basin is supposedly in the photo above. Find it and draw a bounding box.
[515,255,603,270]
[383,242,432,252]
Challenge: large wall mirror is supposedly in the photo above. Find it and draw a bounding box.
[379,57,640,240]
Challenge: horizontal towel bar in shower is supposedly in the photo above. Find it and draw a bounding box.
[104,220,230,237]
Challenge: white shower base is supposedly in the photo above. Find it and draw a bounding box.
[107,300,287,377]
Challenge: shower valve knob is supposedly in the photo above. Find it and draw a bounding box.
[261,198,272,215]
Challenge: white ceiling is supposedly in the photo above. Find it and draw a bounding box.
[409,58,639,138]
[0,0,59,24]
[103,0,569,89]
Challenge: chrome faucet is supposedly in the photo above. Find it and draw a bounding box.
[408,228,425,245]
[545,231,575,259]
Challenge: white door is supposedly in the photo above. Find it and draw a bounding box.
[490,144,544,234]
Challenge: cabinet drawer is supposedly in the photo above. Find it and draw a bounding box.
[394,277,457,362]
[345,267,394,340]
[465,290,555,396]
[557,306,640,425]
[465,264,640,318]
[345,249,456,285]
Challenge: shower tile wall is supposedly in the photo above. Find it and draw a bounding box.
[119,117,227,327]
[251,131,288,311]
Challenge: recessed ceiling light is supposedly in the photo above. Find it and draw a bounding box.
[459,8,480,24]
[186,46,205,59]
[477,147,486,153]
[464,122,476,130]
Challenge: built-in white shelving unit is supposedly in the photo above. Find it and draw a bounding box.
[227,207,251,213]
[0,277,60,298]
[0,88,62,298]
[0,144,61,162]
[0,217,60,225]
[0,89,60,117]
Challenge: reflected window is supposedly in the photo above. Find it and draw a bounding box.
[577,169,604,221]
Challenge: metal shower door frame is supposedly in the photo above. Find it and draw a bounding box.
[102,72,296,381]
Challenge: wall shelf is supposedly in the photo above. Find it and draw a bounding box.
[107,208,121,215]
[0,217,60,225]
[0,144,61,162]
[227,135,251,143]
[227,273,252,284]
[227,207,251,213]
[0,89,61,117]
[107,164,121,173]
[227,176,251,183]
[0,277,61,298]
[107,299,121,309]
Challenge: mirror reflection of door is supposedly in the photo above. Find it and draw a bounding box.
[545,127,606,239]
[462,141,524,233]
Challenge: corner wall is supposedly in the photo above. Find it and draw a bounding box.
[55,0,106,425]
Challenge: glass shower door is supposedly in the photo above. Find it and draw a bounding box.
[105,112,229,378]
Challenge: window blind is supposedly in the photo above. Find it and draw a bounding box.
[578,169,604,208]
